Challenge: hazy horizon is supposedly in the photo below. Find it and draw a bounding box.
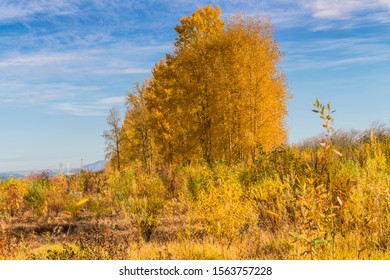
[0,158,105,173]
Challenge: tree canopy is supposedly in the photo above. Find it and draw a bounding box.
[112,5,289,170]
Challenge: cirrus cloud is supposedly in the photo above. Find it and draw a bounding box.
[301,0,390,20]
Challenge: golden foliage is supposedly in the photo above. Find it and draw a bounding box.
[119,5,289,168]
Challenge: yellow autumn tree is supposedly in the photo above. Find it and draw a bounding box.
[121,82,154,172]
[222,15,288,162]
[122,5,289,167]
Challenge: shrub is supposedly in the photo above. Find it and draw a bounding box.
[23,181,48,217]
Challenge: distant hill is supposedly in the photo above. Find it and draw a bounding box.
[0,160,107,179]
[77,160,107,172]
[0,173,24,179]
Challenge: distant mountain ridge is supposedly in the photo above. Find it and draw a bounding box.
[0,160,107,179]
[0,172,24,179]
[73,160,107,172]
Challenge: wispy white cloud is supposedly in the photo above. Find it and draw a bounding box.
[0,53,76,67]
[1,93,70,104]
[293,0,390,27]
[1,0,389,40]
[53,95,125,116]
[218,0,390,29]
[0,5,29,20]
[0,80,106,105]
[0,40,169,109]
[53,103,109,116]
[285,54,390,72]
[0,0,80,22]
[282,36,390,72]
[97,96,125,104]
[301,0,390,19]
[93,67,151,75]
[0,1,389,113]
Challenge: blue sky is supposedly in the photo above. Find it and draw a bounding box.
[0,0,389,172]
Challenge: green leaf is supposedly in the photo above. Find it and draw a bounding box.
[312,237,327,245]
[327,103,331,110]
[290,232,305,240]
[312,110,319,113]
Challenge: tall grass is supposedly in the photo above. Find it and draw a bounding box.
[1,118,389,259]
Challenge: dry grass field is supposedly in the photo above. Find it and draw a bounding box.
[1,127,389,260]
